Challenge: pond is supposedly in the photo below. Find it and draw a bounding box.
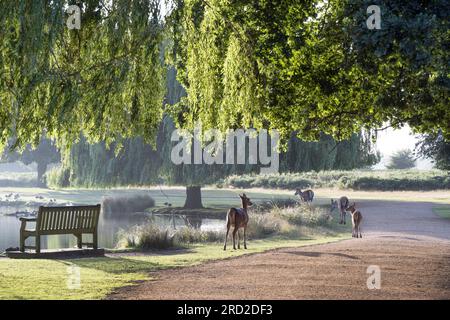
[0,207,225,252]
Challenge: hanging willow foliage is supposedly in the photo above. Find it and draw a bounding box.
[167,0,449,145]
[0,0,165,153]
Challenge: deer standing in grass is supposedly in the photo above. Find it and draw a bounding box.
[295,188,314,203]
[346,202,363,238]
[224,194,252,250]
[330,196,349,224]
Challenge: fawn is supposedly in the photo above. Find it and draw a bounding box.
[346,202,363,238]
[223,194,252,250]
[331,196,349,224]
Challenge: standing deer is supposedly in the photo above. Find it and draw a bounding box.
[346,202,363,238]
[330,196,349,224]
[295,188,314,203]
[223,194,252,251]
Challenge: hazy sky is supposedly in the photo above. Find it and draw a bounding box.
[373,125,433,170]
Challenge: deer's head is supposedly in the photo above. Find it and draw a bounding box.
[239,193,253,207]
[346,202,356,213]
[330,199,338,212]
[294,188,302,196]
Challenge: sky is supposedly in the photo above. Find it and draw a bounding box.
[373,125,433,170]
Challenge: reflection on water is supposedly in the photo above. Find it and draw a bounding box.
[0,208,225,251]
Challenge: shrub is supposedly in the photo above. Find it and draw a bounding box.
[117,224,174,250]
[222,169,450,191]
[245,208,292,239]
[45,165,70,188]
[174,227,224,244]
[102,193,155,217]
[278,204,332,227]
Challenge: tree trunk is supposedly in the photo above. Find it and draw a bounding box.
[37,161,47,187]
[183,186,203,209]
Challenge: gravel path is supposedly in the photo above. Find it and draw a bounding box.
[108,200,450,300]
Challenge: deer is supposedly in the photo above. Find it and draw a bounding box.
[345,202,363,238]
[295,188,314,203]
[330,196,350,224]
[223,193,252,251]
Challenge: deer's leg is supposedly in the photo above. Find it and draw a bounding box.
[232,227,238,250]
[237,229,240,249]
[223,221,230,251]
[243,226,247,249]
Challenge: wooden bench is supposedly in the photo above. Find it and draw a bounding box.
[20,204,101,253]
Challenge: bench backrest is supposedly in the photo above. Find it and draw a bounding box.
[36,205,101,234]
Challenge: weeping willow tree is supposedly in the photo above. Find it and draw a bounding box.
[167,0,449,144]
[0,0,165,153]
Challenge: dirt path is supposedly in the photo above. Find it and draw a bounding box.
[108,201,450,300]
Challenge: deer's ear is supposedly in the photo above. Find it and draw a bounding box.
[243,193,247,198]
[331,199,333,203]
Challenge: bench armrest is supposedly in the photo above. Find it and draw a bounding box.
[19,217,37,222]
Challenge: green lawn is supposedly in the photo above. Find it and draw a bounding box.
[0,235,349,300]
[433,205,450,219]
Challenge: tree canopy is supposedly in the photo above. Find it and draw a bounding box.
[0,0,448,154]
[167,0,449,144]
[0,0,165,152]
[416,131,450,170]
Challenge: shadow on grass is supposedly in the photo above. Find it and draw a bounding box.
[59,257,161,274]
[57,248,197,274]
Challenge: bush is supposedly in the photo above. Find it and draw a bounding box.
[222,169,450,191]
[45,165,70,188]
[117,224,174,250]
[102,193,155,217]
[174,227,224,244]
[278,204,332,227]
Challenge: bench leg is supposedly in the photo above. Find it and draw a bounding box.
[20,234,25,252]
[93,232,98,250]
[76,234,82,249]
[36,236,41,254]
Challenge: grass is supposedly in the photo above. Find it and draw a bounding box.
[433,205,450,219]
[0,235,349,300]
